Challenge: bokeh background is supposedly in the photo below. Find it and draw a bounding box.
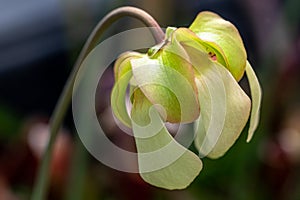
[0,0,300,199]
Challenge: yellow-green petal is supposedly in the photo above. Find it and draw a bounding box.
[173,28,228,69]
[189,11,247,81]
[130,49,199,123]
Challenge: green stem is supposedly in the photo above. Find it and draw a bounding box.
[31,6,164,200]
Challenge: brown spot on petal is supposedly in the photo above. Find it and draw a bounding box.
[208,52,217,61]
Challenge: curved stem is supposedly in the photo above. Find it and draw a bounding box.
[31,6,164,200]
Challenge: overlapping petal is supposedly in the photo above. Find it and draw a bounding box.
[111,52,143,128]
[171,29,251,157]
[131,89,202,189]
[193,57,251,158]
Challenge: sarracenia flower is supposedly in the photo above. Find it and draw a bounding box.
[111,11,262,189]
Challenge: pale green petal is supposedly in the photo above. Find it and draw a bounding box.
[131,89,202,190]
[111,52,143,127]
[245,61,262,142]
[193,67,226,158]
[188,46,251,158]
[130,55,199,123]
[189,11,247,81]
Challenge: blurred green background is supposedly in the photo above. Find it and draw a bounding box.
[0,0,300,199]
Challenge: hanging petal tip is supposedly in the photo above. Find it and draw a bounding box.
[245,61,262,143]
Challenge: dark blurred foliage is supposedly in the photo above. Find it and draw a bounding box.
[0,0,300,199]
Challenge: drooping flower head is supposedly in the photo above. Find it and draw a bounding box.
[111,11,262,189]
